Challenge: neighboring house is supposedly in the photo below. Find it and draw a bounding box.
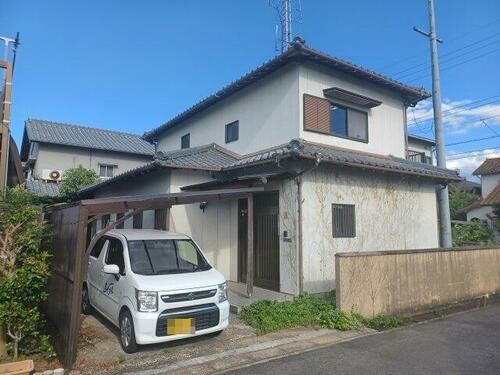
[407,134,434,165]
[79,38,461,297]
[462,157,500,229]
[20,119,154,196]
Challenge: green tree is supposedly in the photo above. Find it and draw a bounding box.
[452,222,491,247]
[59,166,98,201]
[448,187,478,220]
[0,186,54,359]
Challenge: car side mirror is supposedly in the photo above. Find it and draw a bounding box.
[103,264,120,275]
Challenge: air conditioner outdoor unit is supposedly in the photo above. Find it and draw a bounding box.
[42,169,62,182]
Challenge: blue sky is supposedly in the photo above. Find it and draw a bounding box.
[1,0,499,179]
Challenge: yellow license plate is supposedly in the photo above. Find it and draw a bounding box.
[167,318,195,335]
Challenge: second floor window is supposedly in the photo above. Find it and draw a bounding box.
[330,104,368,142]
[225,121,239,143]
[181,133,190,149]
[100,164,115,178]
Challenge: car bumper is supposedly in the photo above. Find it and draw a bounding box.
[133,301,230,345]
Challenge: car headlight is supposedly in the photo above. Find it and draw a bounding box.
[136,289,158,312]
[218,282,228,303]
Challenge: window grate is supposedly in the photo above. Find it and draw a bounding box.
[332,204,356,238]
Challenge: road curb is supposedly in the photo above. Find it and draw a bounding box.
[125,328,375,375]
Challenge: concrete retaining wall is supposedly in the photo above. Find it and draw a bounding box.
[335,247,500,317]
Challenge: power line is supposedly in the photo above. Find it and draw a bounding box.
[447,148,500,160]
[399,44,500,81]
[445,135,500,146]
[410,96,500,124]
[392,33,500,78]
[481,119,500,136]
[372,18,500,73]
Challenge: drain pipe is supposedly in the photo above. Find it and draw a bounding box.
[276,153,321,295]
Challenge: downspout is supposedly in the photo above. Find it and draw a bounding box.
[276,153,321,294]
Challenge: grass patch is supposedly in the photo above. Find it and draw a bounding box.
[240,294,362,335]
[240,293,411,335]
[361,314,412,331]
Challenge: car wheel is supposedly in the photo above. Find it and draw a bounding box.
[120,310,138,353]
[81,285,93,315]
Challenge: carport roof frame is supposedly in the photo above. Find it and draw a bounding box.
[47,186,265,215]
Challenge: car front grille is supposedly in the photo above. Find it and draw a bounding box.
[160,289,217,303]
[156,303,220,336]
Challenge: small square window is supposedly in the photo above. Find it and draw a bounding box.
[332,204,355,238]
[99,164,115,178]
[225,121,239,143]
[181,133,190,149]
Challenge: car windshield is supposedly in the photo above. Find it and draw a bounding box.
[127,239,211,275]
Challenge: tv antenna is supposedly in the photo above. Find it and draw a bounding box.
[269,0,303,53]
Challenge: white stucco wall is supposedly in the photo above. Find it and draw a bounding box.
[156,63,301,155]
[168,170,238,281]
[300,165,440,294]
[34,143,151,180]
[466,206,493,223]
[481,174,499,197]
[298,62,407,158]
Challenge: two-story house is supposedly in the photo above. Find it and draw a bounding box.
[79,38,461,298]
[407,134,434,165]
[462,157,500,229]
[20,119,154,197]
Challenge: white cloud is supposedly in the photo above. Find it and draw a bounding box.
[408,99,500,135]
[446,149,500,181]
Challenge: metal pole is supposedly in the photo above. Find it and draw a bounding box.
[414,0,452,247]
[428,0,452,247]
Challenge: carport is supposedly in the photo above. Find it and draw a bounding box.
[44,187,263,368]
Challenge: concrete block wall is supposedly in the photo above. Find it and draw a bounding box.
[335,247,500,317]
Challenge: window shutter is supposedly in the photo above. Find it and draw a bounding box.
[303,94,330,134]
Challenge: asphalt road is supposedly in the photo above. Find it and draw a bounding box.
[228,304,500,375]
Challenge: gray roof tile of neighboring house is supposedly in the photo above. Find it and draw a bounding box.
[143,38,430,141]
[25,119,155,156]
[25,179,60,197]
[79,139,462,197]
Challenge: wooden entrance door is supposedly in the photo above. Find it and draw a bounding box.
[238,192,280,291]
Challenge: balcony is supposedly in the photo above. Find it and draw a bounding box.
[408,150,433,165]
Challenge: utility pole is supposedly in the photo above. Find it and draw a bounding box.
[414,0,452,247]
[0,34,19,191]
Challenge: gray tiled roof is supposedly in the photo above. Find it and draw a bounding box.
[224,139,462,181]
[156,143,239,170]
[79,139,461,197]
[79,144,239,195]
[143,38,430,141]
[25,119,154,156]
[25,179,60,197]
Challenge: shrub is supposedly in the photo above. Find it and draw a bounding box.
[0,186,55,359]
[240,294,362,335]
[452,222,491,247]
[59,166,98,201]
[448,187,478,221]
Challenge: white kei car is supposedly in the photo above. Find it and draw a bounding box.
[82,229,229,353]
